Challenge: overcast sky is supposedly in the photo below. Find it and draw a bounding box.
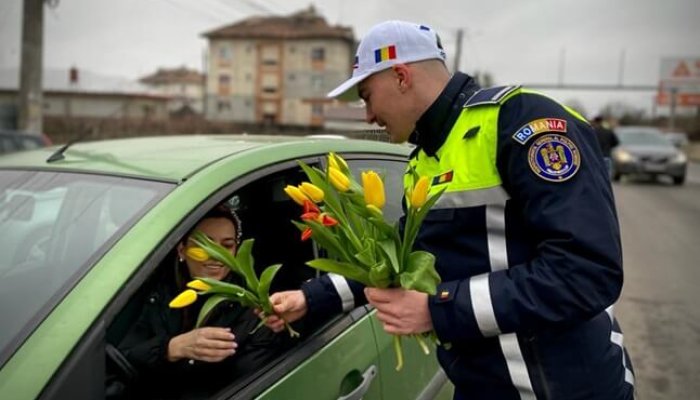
[1,0,699,117]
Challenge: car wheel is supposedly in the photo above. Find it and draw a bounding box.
[672,175,685,185]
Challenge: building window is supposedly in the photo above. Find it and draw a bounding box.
[218,75,231,96]
[311,47,325,62]
[217,100,231,112]
[218,45,232,61]
[311,75,323,91]
[262,87,277,94]
[261,45,280,66]
[311,103,323,117]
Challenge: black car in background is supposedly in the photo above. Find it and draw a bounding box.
[612,126,688,185]
[0,130,51,155]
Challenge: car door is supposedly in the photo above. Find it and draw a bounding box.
[225,308,382,400]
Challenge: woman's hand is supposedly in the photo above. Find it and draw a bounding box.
[167,327,238,363]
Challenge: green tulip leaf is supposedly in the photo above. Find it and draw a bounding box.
[196,294,229,328]
[306,258,371,286]
[257,264,283,313]
[399,251,441,295]
[368,261,392,288]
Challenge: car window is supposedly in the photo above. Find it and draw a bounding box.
[617,130,674,147]
[0,170,172,366]
[104,155,409,399]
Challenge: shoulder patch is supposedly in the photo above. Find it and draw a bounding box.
[464,85,521,108]
[512,118,567,144]
[528,134,581,182]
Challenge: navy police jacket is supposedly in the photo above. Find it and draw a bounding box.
[303,73,635,400]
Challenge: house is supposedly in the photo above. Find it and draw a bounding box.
[139,66,205,114]
[202,5,355,127]
[0,67,169,126]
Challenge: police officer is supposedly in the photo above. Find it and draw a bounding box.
[266,20,635,400]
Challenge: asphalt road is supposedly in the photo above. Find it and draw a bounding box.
[614,162,700,400]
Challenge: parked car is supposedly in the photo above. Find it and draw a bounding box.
[0,130,51,155]
[0,135,453,400]
[612,126,687,185]
[665,131,689,148]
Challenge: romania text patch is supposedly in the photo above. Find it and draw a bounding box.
[432,170,454,185]
[528,134,581,182]
[513,118,567,144]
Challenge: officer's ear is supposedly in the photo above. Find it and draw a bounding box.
[391,64,411,93]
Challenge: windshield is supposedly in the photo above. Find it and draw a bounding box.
[617,130,674,147]
[0,170,172,364]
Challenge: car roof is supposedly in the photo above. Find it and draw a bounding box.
[0,134,408,182]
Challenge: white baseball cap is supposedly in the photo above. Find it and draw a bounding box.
[327,20,447,101]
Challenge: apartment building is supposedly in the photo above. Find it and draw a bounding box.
[202,6,355,127]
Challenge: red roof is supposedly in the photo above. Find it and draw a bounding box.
[202,6,354,42]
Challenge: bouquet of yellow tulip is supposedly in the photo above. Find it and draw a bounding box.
[285,152,445,370]
[168,233,299,337]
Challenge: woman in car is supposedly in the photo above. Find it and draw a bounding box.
[117,203,293,399]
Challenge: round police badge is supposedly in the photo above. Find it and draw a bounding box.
[528,134,581,182]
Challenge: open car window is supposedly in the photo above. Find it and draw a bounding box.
[101,154,410,399]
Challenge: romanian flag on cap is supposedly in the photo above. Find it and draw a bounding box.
[374,45,397,63]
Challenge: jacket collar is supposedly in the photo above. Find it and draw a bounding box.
[410,72,480,157]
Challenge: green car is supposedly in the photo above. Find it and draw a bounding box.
[0,135,453,400]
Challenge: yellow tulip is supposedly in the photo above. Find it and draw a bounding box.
[328,152,348,171]
[185,246,209,262]
[361,171,385,209]
[299,182,324,203]
[410,176,430,209]
[328,167,350,192]
[169,289,198,308]
[187,279,212,292]
[366,204,383,217]
[284,184,310,205]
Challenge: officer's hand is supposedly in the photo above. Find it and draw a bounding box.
[261,290,308,333]
[365,287,433,335]
[167,327,237,363]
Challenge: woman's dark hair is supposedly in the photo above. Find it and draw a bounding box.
[174,203,242,288]
[181,203,243,246]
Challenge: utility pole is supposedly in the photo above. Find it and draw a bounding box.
[669,87,678,131]
[18,0,44,134]
[453,28,463,73]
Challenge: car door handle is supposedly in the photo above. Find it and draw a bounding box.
[337,365,378,400]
